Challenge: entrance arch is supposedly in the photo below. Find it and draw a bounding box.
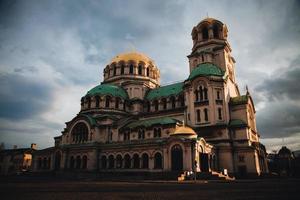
[171,144,183,171]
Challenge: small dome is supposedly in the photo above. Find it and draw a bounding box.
[86,84,128,99]
[187,63,224,81]
[171,125,197,138]
[109,51,154,65]
[197,17,224,26]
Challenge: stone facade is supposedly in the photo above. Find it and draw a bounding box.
[32,18,268,178]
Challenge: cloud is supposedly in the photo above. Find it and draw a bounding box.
[0,71,53,120]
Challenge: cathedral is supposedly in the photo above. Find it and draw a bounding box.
[32,18,268,178]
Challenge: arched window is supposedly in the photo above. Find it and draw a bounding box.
[170,96,176,109]
[72,122,89,143]
[213,24,219,39]
[95,96,100,108]
[146,101,150,112]
[124,130,130,141]
[154,128,161,138]
[101,156,107,169]
[116,155,122,168]
[108,155,114,169]
[204,108,209,121]
[113,65,116,76]
[129,64,134,74]
[76,156,81,169]
[179,94,185,107]
[82,155,87,169]
[196,109,201,122]
[121,64,125,75]
[218,108,222,120]
[204,87,208,100]
[138,65,142,75]
[154,100,159,111]
[146,68,150,77]
[105,96,111,108]
[87,97,91,109]
[141,153,149,169]
[217,91,220,100]
[202,26,209,40]
[70,156,75,169]
[133,154,140,168]
[115,97,120,109]
[154,152,163,169]
[201,54,204,62]
[195,90,199,101]
[138,129,145,139]
[124,154,131,168]
[161,98,167,110]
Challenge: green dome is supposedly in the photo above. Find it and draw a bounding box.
[86,84,128,99]
[187,63,224,81]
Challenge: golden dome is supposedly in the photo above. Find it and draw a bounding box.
[171,125,197,138]
[110,51,154,65]
[197,17,224,26]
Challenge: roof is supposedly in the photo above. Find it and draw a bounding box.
[145,82,184,100]
[171,125,197,137]
[230,95,248,106]
[86,84,128,99]
[79,114,97,126]
[125,117,178,129]
[187,63,224,81]
[109,51,154,65]
[229,119,247,128]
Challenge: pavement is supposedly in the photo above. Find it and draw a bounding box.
[0,177,299,200]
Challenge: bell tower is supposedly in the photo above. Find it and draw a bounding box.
[187,18,237,83]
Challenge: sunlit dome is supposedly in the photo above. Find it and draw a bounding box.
[170,125,197,139]
[109,51,154,65]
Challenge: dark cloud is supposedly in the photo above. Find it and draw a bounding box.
[256,56,300,101]
[0,71,53,120]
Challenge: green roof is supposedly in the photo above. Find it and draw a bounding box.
[230,95,248,105]
[125,117,178,129]
[187,63,224,80]
[229,119,247,128]
[145,82,184,100]
[86,84,128,99]
[79,114,97,126]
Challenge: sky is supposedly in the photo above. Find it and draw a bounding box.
[0,0,299,152]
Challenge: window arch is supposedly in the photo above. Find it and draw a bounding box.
[72,122,89,143]
[101,155,107,169]
[129,64,134,74]
[133,154,140,169]
[115,97,120,109]
[82,155,87,169]
[138,129,145,139]
[113,65,116,76]
[95,96,100,108]
[146,67,150,77]
[154,100,159,111]
[121,64,125,75]
[86,96,91,109]
[170,96,176,109]
[213,24,219,39]
[145,101,150,112]
[116,155,122,168]
[138,65,142,75]
[154,128,161,138]
[202,26,209,40]
[161,98,167,110]
[218,108,222,120]
[154,152,163,169]
[124,154,131,168]
[196,109,201,122]
[108,155,114,169]
[204,108,209,121]
[141,153,149,169]
[105,96,111,108]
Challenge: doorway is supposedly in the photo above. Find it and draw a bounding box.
[171,144,183,171]
[200,153,209,172]
[54,151,61,170]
